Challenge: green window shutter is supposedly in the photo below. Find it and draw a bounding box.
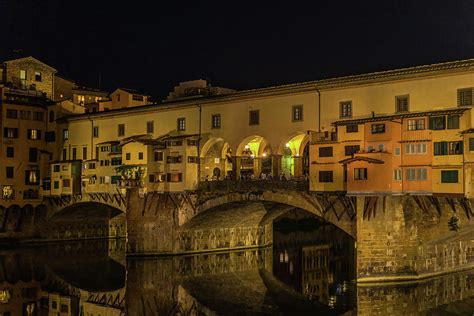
[442,142,448,155]
[429,117,434,130]
[469,138,474,151]
[459,141,464,154]
[434,142,440,155]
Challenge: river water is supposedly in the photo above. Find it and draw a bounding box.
[0,216,473,315]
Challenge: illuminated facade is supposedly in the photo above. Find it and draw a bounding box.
[4,56,474,204]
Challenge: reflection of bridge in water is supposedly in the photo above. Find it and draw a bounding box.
[0,240,126,316]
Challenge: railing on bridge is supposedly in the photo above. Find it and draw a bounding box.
[197,179,309,192]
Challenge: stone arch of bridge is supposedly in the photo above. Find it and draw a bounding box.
[46,193,127,220]
[190,190,356,239]
[48,201,124,221]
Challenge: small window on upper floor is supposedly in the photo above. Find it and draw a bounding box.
[117,94,121,102]
[177,118,186,131]
[34,71,42,82]
[407,119,425,131]
[249,110,259,125]
[147,121,154,134]
[211,114,221,129]
[371,124,385,134]
[429,116,446,130]
[458,88,473,106]
[118,124,125,136]
[93,126,99,138]
[346,124,358,133]
[395,95,409,113]
[319,146,333,157]
[447,115,460,129]
[340,101,352,118]
[292,105,303,121]
[63,129,69,140]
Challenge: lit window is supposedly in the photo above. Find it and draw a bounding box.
[292,105,303,121]
[394,169,402,181]
[340,101,352,118]
[211,114,221,128]
[371,124,385,134]
[177,118,186,131]
[63,129,69,140]
[407,119,425,131]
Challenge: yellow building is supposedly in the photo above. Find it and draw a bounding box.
[45,58,474,198]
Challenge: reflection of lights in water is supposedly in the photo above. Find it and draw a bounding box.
[289,261,293,274]
[0,290,10,303]
[279,252,284,263]
[328,295,337,308]
[342,281,349,293]
[284,250,289,263]
[26,302,35,315]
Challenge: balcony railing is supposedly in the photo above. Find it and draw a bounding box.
[198,179,309,193]
[402,129,432,142]
[310,131,338,143]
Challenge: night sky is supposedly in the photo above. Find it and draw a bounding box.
[2,0,474,100]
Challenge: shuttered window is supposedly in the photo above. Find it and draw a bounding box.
[458,88,474,106]
[429,116,446,130]
[441,170,458,183]
[319,146,333,157]
[319,171,333,182]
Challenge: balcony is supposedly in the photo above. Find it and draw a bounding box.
[402,129,432,142]
[310,131,338,143]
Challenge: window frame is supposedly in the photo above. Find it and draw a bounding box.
[249,110,260,125]
[441,170,459,183]
[371,123,386,134]
[354,168,367,180]
[340,101,352,118]
[458,88,473,107]
[292,105,303,122]
[118,124,125,137]
[177,118,186,131]
[318,171,333,183]
[211,114,221,129]
[318,146,333,157]
[395,95,409,113]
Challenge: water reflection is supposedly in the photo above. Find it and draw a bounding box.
[0,218,473,315]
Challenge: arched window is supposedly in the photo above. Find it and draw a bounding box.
[49,110,55,122]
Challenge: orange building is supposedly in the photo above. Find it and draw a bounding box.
[310,107,470,197]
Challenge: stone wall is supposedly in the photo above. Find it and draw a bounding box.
[357,195,474,282]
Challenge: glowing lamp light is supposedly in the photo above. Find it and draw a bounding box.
[262,153,267,157]
[285,143,290,148]
[250,154,255,158]
[244,145,250,149]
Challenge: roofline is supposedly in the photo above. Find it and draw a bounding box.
[60,57,474,122]
[3,56,57,72]
[333,107,470,126]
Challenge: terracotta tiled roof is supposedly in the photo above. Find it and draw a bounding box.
[339,156,385,165]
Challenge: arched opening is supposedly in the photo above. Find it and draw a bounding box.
[236,135,272,179]
[279,133,309,178]
[178,200,356,312]
[200,137,233,180]
[48,202,125,241]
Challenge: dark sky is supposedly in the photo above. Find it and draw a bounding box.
[2,0,474,100]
